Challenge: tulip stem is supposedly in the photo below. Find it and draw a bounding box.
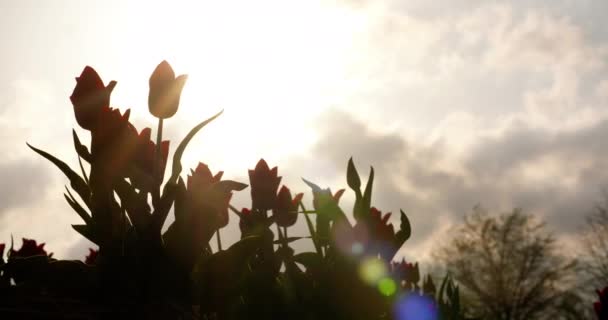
[216,229,223,251]
[153,118,164,206]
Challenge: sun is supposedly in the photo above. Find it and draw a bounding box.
[114,0,367,173]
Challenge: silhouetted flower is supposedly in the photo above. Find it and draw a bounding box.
[70,66,116,130]
[311,188,345,210]
[187,163,231,240]
[84,248,98,265]
[595,286,608,320]
[130,127,170,190]
[249,159,282,211]
[9,238,52,259]
[148,60,188,119]
[392,259,419,289]
[370,207,395,243]
[89,107,138,187]
[273,186,303,227]
[0,243,5,264]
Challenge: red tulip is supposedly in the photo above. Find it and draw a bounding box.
[187,163,231,233]
[248,159,282,211]
[84,248,99,265]
[273,186,303,227]
[89,107,138,188]
[391,259,419,288]
[9,238,52,259]
[70,66,116,130]
[0,243,5,263]
[129,127,170,190]
[370,207,395,243]
[148,60,188,119]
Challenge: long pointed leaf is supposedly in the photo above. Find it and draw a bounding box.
[362,166,374,214]
[168,109,223,184]
[28,143,90,206]
[72,129,91,162]
[72,224,98,244]
[64,187,91,224]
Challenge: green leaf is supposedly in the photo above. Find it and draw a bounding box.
[272,236,310,244]
[28,143,90,207]
[346,157,361,192]
[212,180,248,193]
[72,129,91,162]
[362,166,374,214]
[293,252,323,272]
[395,209,411,245]
[72,224,98,244]
[64,187,91,224]
[168,109,223,184]
[114,179,151,231]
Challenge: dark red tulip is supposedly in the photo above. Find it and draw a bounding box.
[248,159,281,211]
[89,107,139,188]
[130,127,170,190]
[391,259,419,288]
[148,60,188,119]
[273,186,303,227]
[84,248,99,265]
[70,66,116,130]
[187,163,231,236]
[370,207,395,243]
[9,238,52,259]
[595,287,608,320]
[0,243,5,263]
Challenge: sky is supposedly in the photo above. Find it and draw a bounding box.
[0,0,607,263]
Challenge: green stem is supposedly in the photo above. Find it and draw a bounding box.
[153,118,164,207]
[216,229,223,251]
[300,202,322,256]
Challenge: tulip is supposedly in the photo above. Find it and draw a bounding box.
[148,60,188,119]
[0,243,5,264]
[187,163,231,232]
[9,238,52,259]
[130,127,170,190]
[272,186,303,227]
[89,107,139,188]
[84,248,99,265]
[70,66,116,130]
[391,259,419,289]
[248,159,282,211]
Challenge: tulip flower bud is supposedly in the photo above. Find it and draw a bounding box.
[148,60,188,119]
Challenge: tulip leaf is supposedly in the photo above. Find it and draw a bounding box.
[64,187,92,224]
[395,209,411,245]
[114,179,151,231]
[28,143,91,207]
[272,236,310,244]
[72,129,91,162]
[168,109,223,184]
[347,157,362,193]
[212,180,248,193]
[361,166,374,216]
[293,252,323,272]
[72,224,98,245]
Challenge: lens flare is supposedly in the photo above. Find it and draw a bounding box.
[358,258,387,284]
[394,293,438,320]
[378,277,397,296]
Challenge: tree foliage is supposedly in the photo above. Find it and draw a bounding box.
[433,207,578,320]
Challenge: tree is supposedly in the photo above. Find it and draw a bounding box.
[580,200,608,286]
[433,207,579,320]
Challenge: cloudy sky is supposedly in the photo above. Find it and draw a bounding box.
[0,0,607,262]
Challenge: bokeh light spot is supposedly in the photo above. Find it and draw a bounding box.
[358,258,387,284]
[378,277,397,296]
[351,242,364,255]
[394,293,438,320]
